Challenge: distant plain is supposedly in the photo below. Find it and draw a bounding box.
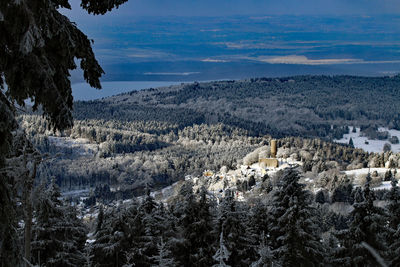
[70,15,400,85]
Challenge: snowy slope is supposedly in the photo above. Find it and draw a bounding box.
[48,136,98,156]
[335,127,400,153]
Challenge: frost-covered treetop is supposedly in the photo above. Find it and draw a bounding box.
[0,0,127,131]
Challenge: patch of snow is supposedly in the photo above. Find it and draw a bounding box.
[47,136,98,156]
[122,199,133,204]
[335,127,400,153]
[185,175,194,181]
[344,168,392,176]
[373,181,392,191]
[86,239,96,244]
[61,189,90,198]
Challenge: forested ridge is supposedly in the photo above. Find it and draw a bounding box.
[74,75,400,138]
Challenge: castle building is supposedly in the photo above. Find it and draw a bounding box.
[259,139,279,168]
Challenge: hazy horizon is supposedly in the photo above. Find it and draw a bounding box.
[63,1,400,84]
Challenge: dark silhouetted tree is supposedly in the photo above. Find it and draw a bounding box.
[268,168,325,266]
[0,1,127,265]
[334,174,388,266]
[31,180,87,266]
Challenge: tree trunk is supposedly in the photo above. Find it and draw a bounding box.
[24,154,37,267]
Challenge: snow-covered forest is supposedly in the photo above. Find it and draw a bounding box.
[24,166,400,266]
[2,0,400,266]
[13,111,400,266]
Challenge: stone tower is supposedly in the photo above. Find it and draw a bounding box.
[271,139,277,158]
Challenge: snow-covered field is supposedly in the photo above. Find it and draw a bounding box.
[61,189,90,198]
[344,167,393,177]
[48,136,98,156]
[335,127,400,153]
[373,181,392,191]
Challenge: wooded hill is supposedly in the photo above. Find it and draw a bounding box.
[74,75,400,139]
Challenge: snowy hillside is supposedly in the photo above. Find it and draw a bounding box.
[335,126,400,153]
[48,136,99,156]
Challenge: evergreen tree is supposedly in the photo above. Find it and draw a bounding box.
[389,224,400,267]
[0,1,127,265]
[91,204,136,267]
[386,178,400,229]
[1,0,127,133]
[315,190,326,204]
[349,137,354,148]
[93,212,129,266]
[251,233,274,267]
[192,186,216,266]
[114,192,171,267]
[136,192,165,265]
[96,205,105,233]
[385,170,393,181]
[247,198,269,258]
[386,178,400,266]
[216,191,251,266]
[268,168,324,266]
[31,180,87,266]
[332,183,353,203]
[173,184,215,266]
[1,128,39,266]
[212,233,231,267]
[334,174,388,266]
[150,237,175,267]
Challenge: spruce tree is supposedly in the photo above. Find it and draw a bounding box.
[1,1,127,265]
[136,192,165,265]
[150,237,176,267]
[191,186,216,266]
[31,180,87,266]
[389,224,400,267]
[0,94,18,267]
[386,178,400,229]
[251,233,274,267]
[334,174,388,266]
[315,190,326,204]
[246,198,269,261]
[1,128,39,266]
[215,191,251,266]
[212,233,231,267]
[268,168,324,266]
[173,184,215,266]
[349,138,354,148]
[96,205,105,233]
[113,192,171,267]
[91,207,132,267]
[1,0,127,132]
[386,178,400,266]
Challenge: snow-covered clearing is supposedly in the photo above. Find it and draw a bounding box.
[61,189,90,198]
[48,136,98,155]
[335,127,400,153]
[344,168,394,177]
[86,232,96,244]
[373,181,392,191]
